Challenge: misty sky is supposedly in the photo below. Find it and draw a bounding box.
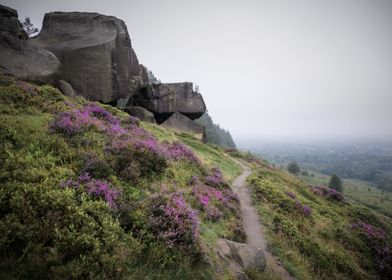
[4,0,392,143]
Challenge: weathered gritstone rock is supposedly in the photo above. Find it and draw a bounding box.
[0,33,60,84]
[58,80,76,98]
[0,4,26,39]
[31,12,147,103]
[0,5,60,83]
[125,105,156,123]
[161,112,205,139]
[133,82,206,122]
[216,238,266,279]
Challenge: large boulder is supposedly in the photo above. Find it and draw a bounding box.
[216,238,266,279]
[31,12,147,103]
[161,112,205,139]
[0,4,26,39]
[133,82,206,122]
[0,5,60,83]
[125,105,156,123]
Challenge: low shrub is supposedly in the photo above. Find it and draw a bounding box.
[0,183,138,279]
[148,190,200,255]
[61,173,121,209]
[351,221,391,277]
[165,141,200,164]
[205,168,226,188]
[312,185,344,202]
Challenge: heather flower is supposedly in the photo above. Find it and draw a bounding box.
[192,183,237,221]
[50,110,90,136]
[60,173,121,208]
[16,80,37,95]
[302,205,312,217]
[294,200,312,217]
[149,191,199,249]
[286,191,296,199]
[351,221,391,275]
[189,175,200,185]
[312,185,344,202]
[351,222,386,239]
[133,139,168,159]
[165,141,200,163]
[86,179,121,209]
[50,103,122,137]
[122,115,140,126]
[205,168,225,187]
[84,103,118,125]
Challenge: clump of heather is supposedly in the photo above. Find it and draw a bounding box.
[85,178,121,209]
[351,221,391,276]
[286,191,297,199]
[149,191,199,254]
[164,141,200,163]
[122,115,140,126]
[312,185,344,202]
[60,173,121,208]
[107,138,167,182]
[79,153,112,179]
[50,103,119,136]
[191,178,238,221]
[16,80,37,95]
[205,168,226,188]
[128,124,156,140]
[302,204,312,217]
[294,200,312,217]
[84,103,118,125]
[50,110,90,136]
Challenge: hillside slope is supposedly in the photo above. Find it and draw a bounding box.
[0,78,245,279]
[247,163,392,280]
[1,78,391,280]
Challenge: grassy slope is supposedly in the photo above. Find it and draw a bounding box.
[247,164,392,280]
[299,170,392,217]
[0,79,243,279]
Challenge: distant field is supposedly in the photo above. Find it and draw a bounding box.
[298,170,392,217]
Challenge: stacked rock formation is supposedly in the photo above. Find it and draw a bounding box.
[0,4,206,138]
[30,12,148,103]
[129,82,206,137]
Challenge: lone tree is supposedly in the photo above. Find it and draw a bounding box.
[22,17,39,37]
[287,162,301,175]
[328,174,343,192]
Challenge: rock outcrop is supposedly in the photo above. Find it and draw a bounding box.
[0,5,26,39]
[133,82,206,122]
[0,5,60,83]
[0,4,207,139]
[161,112,205,139]
[216,238,266,279]
[31,12,147,103]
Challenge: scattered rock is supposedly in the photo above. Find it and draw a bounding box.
[58,80,76,98]
[133,82,206,121]
[161,112,204,138]
[31,12,147,103]
[125,105,156,123]
[216,238,266,279]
